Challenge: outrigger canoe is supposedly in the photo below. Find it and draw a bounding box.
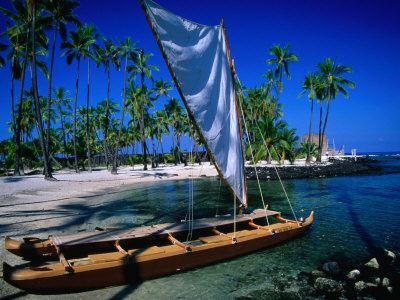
[3,209,313,294]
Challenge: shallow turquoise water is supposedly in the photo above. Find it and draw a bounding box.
[3,156,400,299]
[65,155,400,299]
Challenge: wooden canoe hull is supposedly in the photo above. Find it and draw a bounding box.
[3,212,313,294]
[4,209,278,260]
[4,236,58,259]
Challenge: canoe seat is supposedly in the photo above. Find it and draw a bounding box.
[269,223,292,232]
[133,246,165,258]
[199,235,228,244]
[227,230,256,238]
[89,252,126,263]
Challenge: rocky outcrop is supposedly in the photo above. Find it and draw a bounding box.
[245,156,382,180]
[306,249,399,299]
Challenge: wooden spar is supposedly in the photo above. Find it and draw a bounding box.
[139,0,247,206]
[220,17,248,208]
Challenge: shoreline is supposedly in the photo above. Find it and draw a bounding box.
[0,156,382,200]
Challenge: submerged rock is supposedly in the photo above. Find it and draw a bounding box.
[382,277,391,287]
[384,249,396,263]
[370,276,381,285]
[314,277,343,294]
[346,269,360,281]
[311,270,326,280]
[364,258,379,270]
[322,261,341,276]
[354,280,378,292]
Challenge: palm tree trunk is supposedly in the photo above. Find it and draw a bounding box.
[112,54,128,174]
[46,20,58,171]
[31,0,53,180]
[140,72,147,170]
[13,30,29,176]
[317,100,323,162]
[73,57,81,173]
[151,135,156,168]
[306,99,314,164]
[160,96,178,165]
[57,102,72,168]
[160,137,164,164]
[104,64,110,169]
[321,91,331,159]
[86,46,92,172]
[10,56,15,137]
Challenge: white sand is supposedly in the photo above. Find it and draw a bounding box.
[0,163,220,298]
[0,163,218,200]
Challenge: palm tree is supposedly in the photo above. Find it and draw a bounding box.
[53,87,72,167]
[0,42,6,67]
[266,43,298,102]
[316,57,354,162]
[127,49,159,170]
[251,115,286,164]
[2,33,23,139]
[28,0,53,179]
[43,0,80,167]
[165,97,187,164]
[82,24,101,172]
[61,26,95,172]
[298,72,318,164]
[145,114,158,168]
[112,37,138,174]
[153,78,178,161]
[1,0,34,176]
[154,110,169,163]
[261,69,278,99]
[125,81,141,160]
[95,38,120,170]
[276,126,299,165]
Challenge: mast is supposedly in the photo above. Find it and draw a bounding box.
[220,17,248,208]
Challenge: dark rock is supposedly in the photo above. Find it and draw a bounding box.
[245,156,382,180]
[365,258,379,270]
[346,269,360,281]
[354,280,378,293]
[311,270,326,280]
[322,261,341,276]
[314,277,343,294]
[382,277,391,287]
[236,289,302,300]
[384,249,396,263]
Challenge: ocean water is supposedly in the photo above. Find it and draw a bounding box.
[3,155,400,299]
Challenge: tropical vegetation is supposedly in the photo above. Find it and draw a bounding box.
[0,1,354,178]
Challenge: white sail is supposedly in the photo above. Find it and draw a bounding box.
[140,0,247,206]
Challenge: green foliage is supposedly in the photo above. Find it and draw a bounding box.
[0,0,355,174]
[128,155,136,166]
[163,153,173,164]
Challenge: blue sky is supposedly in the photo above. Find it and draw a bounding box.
[1,0,399,153]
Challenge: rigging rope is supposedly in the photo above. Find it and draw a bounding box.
[235,69,300,226]
[215,178,222,217]
[237,90,271,231]
[254,121,300,226]
[185,111,194,242]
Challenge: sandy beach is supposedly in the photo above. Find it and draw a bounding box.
[0,163,219,298]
